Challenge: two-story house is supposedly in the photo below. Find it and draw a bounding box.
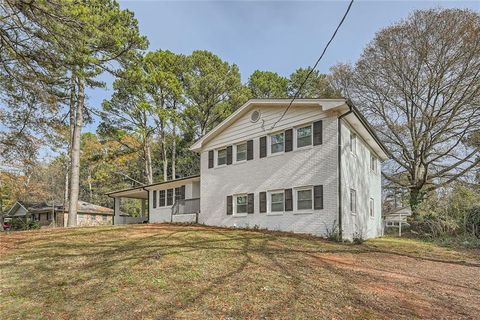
[107,99,389,240]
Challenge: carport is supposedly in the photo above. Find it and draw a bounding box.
[106,186,148,225]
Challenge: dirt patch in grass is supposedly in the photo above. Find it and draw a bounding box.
[1,224,479,319]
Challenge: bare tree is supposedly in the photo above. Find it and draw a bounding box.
[330,9,480,215]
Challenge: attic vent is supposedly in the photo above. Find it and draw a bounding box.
[250,110,261,123]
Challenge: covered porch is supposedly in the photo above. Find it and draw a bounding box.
[106,187,149,225]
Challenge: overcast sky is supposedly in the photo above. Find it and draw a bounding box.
[82,0,478,133]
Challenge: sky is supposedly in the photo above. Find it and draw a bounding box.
[82,0,478,133]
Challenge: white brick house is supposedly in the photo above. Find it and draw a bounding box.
[107,99,389,240]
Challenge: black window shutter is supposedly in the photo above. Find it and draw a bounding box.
[285,129,293,152]
[180,185,186,200]
[226,196,233,215]
[247,140,254,160]
[226,146,233,165]
[208,150,214,168]
[153,191,157,208]
[314,185,324,209]
[284,189,293,211]
[313,120,323,146]
[248,193,254,214]
[259,192,267,213]
[260,136,267,158]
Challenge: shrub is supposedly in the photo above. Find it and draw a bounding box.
[352,229,365,245]
[10,219,40,231]
[410,214,459,238]
[465,206,480,238]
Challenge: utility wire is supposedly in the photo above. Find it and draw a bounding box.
[270,0,354,130]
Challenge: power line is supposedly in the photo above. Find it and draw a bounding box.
[270,0,354,130]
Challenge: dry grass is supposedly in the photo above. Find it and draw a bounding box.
[0,224,479,320]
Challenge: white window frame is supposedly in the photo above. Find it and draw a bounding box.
[369,198,375,218]
[217,148,227,167]
[295,124,313,149]
[294,186,313,213]
[350,132,357,155]
[350,189,357,214]
[235,142,247,163]
[267,190,285,215]
[370,152,377,173]
[158,189,166,207]
[233,194,248,216]
[269,132,285,155]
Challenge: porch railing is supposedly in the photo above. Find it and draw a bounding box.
[171,198,200,223]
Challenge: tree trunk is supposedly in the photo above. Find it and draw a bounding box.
[67,77,84,227]
[145,135,153,184]
[171,122,176,179]
[160,121,168,181]
[0,177,4,232]
[409,187,425,219]
[87,167,93,202]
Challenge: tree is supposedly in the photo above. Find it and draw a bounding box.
[330,9,480,216]
[288,67,341,98]
[184,50,247,137]
[248,70,288,98]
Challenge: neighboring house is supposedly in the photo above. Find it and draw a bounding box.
[107,99,389,240]
[6,201,113,227]
[384,206,412,227]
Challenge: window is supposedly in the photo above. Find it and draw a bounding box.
[271,191,284,212]
[175,187,181,201]
[159,190,166,207]
[297,125,312,148]
[102,215,107,221]
[153,190,157,208]
[236,143,247,162]
[47,212,52,220]
[370,152,377,173]
[270,132,284,154]
[217,148,227,166]
[167,189,173,206]
[350,132,357,154]
[350,189,357,213]
[297,188,313,210]
[91,214,96,221]
[369,198,374,217]
[235,195,248,214]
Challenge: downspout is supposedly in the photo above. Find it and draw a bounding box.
[337,103,353,241]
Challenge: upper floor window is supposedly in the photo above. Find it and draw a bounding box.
[296,125,312,148]
[350,189,357,213]
[217,148,227,166]
[235,195,248,214]
[370,152,377,173]
[271,132,284,154]
[270,191,284,212]
[236,143,247,162]
[350,133,357,155]
[369,198,374,217]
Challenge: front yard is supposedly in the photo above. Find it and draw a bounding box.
[0,224,479,319]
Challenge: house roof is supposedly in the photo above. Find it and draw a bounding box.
[189,98,389,160]
[6,201,113,216]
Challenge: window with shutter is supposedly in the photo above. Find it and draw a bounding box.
[284,189,293,211]
[208,150,214,168]
[270,132,284,154]
[227,196,233,215]
[314,185,324,210]
[217,148,227,166]
[259,192,267,213]
[247,140,254,160]
[297,125,312,148]
[313,120,323,146]
[260,136,267,158]
[296,188,313,210]
[285,129,293,152]
[153,191,157,208]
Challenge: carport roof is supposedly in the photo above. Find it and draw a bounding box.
[105,175,200,199]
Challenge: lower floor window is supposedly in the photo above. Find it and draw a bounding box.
[297,188,313,210]
[235,195,248,214]
[271,192,284,212]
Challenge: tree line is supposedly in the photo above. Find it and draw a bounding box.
[1,3,479,235]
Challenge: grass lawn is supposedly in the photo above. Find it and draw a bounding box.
[1,224,479,320]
